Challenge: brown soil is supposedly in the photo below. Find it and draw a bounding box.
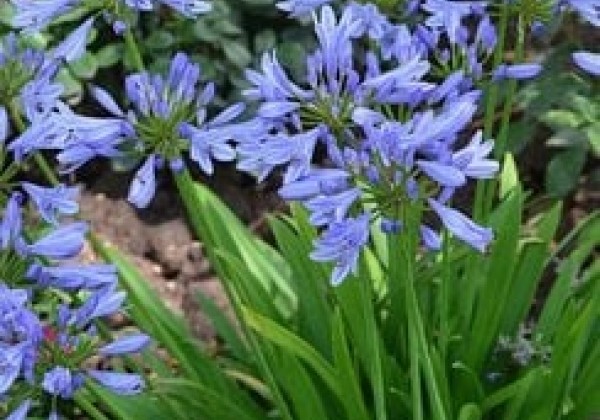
[75,162,282,341]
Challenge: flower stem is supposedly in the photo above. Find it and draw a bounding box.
[483,15,527,216]
[474,2,510,222]
[74,390,112,420]
[402,204,447,420]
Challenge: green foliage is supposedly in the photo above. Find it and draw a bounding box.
[513,46,599,198]
[94,160,599,419]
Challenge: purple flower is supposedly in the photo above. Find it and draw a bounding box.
[493,63,542,80]
[88,370,145,395]
[304,188,360,226]
[5,399,32,420]
[237,127,321,183]
[21,182,80,225]
[26,263,118,290]
[0,285,42,393]
[566,0,600,26]
[99,334,151,356]
[416,160,467,187]
[128,155,157,209]
[278,169,350,201]
[422,0,486,44]
[452,130,499,179]
[74,288,127,326]
[11,0,74,33]
[572,51,600,76]
[311,213,370,285]
[428,199,493,252]
[0,106,8,142]
[276,0,333,16]
[1,193,23,249]
[0,345,25,393]
[17,221,88,259]
[158,0,212,17]
[42,366,83,399]
[51,17,94,63]
[420,225,441,250]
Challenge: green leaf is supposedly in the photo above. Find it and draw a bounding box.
[457,404,482,420]
[195,290,249,362]
[70,52,98,80]
[585,123,600,156]
[545,148,586,197]
[242,306,341,400]
[540,110,583,130]
[146,30,175,50]
[546,127,588,148]
[223,42,252,68]
[154,379,266,420]
[467,185,523,371]
[331,310,370,420]
[500,202,562,335]
[96,44,123,68]
[499,153,519,199]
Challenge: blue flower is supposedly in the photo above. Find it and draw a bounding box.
[51,17,94,63]
[237,126,322,183]
[311,213,370,285]
[0,106,8,142]
[572,51,600,76]
[5,399,32,420]
[42,366,83,399]
[17,221,88,260]
[99,334,151,356]
[21,182,80,225]
[278,168,350,201]
[428,199,493,252]
[1,193,23,249]
[276,0,333,17]
[452,130,499,179]
[566,0,600,26]
[420,225,442,250]
[26,263,118,290]
[158,0,212,17]
[0,285,42,393]
[422,0,486,44]
[11,0,74,33]
[304,188,360,226]
[493,63,542,80]
[87,370,145,395]
[128,155,158,209]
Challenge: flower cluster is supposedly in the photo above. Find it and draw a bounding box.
[0,183,149,419]
[237,4,504,284]
[0,29,149,420]
[11,0,211,35]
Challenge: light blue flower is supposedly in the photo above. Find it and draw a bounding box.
[87,370,145,395]
[572,51,600,76]
[428,199,493,252]
[311,213,370,285]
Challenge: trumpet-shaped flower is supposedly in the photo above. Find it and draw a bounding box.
[311,213,370,285]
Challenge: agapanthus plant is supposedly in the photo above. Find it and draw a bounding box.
[237,4,501,284]
[0,28,149,420]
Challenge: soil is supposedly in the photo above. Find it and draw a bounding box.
[75,161,283,342]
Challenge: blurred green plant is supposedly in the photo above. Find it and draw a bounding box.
[511,46,599,198]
